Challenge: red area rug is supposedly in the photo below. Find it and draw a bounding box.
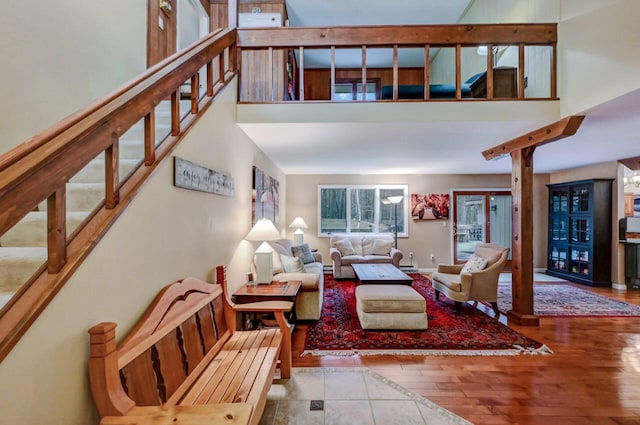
[303,274,550,356]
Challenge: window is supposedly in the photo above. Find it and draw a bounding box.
[318,185,408,236]
[333,80,378,101]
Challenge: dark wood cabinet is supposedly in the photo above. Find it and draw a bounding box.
[547,179,613,286]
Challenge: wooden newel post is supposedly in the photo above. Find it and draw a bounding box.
[508,147,539,326]
[88,322,135,417]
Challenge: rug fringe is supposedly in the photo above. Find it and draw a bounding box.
[302,344,553,357]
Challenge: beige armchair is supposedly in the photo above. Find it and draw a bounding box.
[432,243,509,315]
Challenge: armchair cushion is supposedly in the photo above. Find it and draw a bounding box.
[461,254,488,273]
[291,243,315,264]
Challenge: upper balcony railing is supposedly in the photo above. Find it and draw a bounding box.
[236,23,557,103]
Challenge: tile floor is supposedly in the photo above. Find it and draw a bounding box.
[259,368,471,425]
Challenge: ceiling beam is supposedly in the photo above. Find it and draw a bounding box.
[482,115,585,161]
[620,156,640,171]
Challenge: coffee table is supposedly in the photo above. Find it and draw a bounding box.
[351,263,413,285]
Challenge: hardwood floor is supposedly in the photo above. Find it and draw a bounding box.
[292,282,640,424]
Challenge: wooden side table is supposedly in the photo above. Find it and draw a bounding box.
[233,281,302,329]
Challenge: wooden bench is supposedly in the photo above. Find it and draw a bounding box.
[88,266,293,425]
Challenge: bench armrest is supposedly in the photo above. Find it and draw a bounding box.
[232,300,293,313]
[101,404,252,425]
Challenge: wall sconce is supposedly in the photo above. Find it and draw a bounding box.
[160,0,172,14]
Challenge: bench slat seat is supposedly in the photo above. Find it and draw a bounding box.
[89,267,292,425]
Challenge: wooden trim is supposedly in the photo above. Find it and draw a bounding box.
[482,116,585,160]
[298,46,304,101]
[237,24,557,48]
[620,156,640,171]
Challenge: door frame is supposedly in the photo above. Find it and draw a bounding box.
[452,190,512,266]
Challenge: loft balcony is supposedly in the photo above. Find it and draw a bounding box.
[235,24,557,103]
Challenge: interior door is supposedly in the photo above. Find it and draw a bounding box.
[453,191,512,265]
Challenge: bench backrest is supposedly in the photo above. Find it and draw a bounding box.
[88,276,231,417]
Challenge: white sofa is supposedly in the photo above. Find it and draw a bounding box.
[329,233,403,279]
[266,239,324,321]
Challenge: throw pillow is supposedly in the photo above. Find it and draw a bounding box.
[291,243,315,264]
[333,238,355,256]
[461,254,488,273]
[280,254,306,273]
[370,238,394,256]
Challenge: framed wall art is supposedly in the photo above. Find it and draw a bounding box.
[410,193,449,220]
[252,166,280,225]
[173,157,234,197]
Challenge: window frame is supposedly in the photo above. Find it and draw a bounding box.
[333,78,380,101]
[317,184,409,237]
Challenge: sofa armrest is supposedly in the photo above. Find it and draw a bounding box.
[330,248,342,264]
[390,248,403,267]
[436,264,464,274]
[313,251,324,263]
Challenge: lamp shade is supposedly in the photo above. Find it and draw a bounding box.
[289,216,308,229]
[388,195,404,204]
[245,218,281,241]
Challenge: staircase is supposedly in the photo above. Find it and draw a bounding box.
[0,101,186,308]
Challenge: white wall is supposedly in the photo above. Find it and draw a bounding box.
[0,0,146,153]
[0,82,286,425]
[558,0,640,116]
[286,173,549,270]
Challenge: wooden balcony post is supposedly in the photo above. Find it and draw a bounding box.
[330,46,336,101]
[508,147,539,326]
[144,111,156,166]
[551,43,557,98]
[105,141,120,209]
[361,45,367,101]
[171,90,180,136]
[206,61,214,97]
[219,51,225,83]
[47,187,67,274]
[455,44,461,100]
[298,46,304,101]
[487,44,494,99]
[423,44,430,100]
[392,45,398,101]
[518,43,525,99]
[191,73,199,114]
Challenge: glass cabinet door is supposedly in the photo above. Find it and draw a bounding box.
[570,248,591,277]
[549,245,568,272]
[571,186,590,213]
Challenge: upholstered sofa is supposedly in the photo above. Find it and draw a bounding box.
[329,233,403,279]
[266,239,324,321]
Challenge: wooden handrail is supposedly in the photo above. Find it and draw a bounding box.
[0,27,237,362]
[237,24,557,48]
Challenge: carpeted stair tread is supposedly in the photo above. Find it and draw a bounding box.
[0,247,47,292]
[0,211,90,247]
[71,158,140,183]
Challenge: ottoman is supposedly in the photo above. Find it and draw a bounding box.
[355,285,428,330]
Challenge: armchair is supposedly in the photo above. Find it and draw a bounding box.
[432,243,509,315]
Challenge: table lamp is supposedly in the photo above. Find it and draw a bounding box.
[288,216,308,246]
[245,218,281,284]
